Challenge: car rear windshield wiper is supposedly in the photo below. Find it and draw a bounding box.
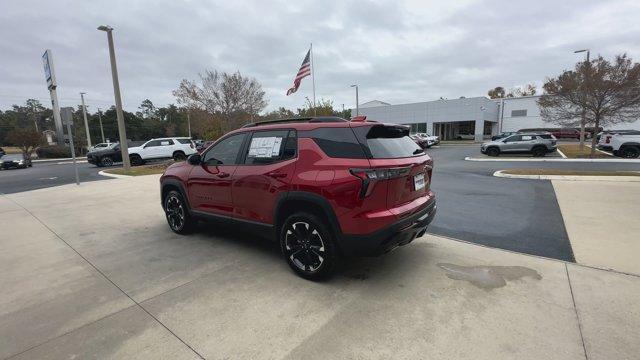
[413,148,424,155]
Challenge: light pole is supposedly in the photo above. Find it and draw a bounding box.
[350,84,359,116]
[98,25,130,170]
[80,92,92,149]
[574,49,590,150]
[97,108,105,143]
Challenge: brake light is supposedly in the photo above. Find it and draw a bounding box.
[605,135,611,144]
[350,167,411,198]
[350,167,411,180]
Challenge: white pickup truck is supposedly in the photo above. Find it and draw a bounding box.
[128,137,196,165]
[610,133,640,158]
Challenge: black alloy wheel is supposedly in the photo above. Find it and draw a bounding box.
[130,154,143,166]
[532,147,546,157]
[100,156,114,167]
[486,147,500,157]
[164,190,194,234]
[622,146,640,158]
[281,213,337,280]
[173,151,186,161]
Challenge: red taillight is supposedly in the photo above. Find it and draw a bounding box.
[350,167,411,198]
[605,135,611,144]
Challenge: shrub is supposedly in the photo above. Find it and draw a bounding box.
[36,145,71,159]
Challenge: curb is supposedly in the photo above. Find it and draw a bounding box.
[493,170,640,182]
[465,156,640,163]
[32,157,87,163]
[98,170,132,179]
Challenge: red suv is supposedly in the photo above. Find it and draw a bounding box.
[160,116,436,279]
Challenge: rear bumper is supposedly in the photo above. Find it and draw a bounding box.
[339,196,437,256]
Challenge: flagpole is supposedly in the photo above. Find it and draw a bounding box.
[310,43,317,116]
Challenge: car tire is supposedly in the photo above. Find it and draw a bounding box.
[280,212,338,281]
[532,146,546,157]
[173,151,186,162]
[130,154,143,166]
[163,190,195,234]
[486,147,500,157]
[622,146,640,158]
[100,156,114,167]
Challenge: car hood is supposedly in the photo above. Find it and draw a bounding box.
[127,146,143,152]
[87,148,116,156]
[482,140,502,147]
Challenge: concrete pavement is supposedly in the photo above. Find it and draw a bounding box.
[1,176,639,359]
[553,180,640,275]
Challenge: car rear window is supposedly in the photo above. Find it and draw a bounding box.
[353,125,423,158]
[303,127,367,159]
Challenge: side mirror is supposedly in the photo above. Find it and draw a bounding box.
[187,154,201,165]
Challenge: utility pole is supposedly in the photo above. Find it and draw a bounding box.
[80,92,92,148]
[97,108,105,143]
[30,102,39,132]
[98,25,130,170]
[574,49,590,150]
[350,84,359,116]
[61,107,80,185]
[187,113,192,138]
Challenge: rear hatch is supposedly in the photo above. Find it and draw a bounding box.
[351,123,432,211]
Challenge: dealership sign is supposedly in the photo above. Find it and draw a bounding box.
[42,49,57,90]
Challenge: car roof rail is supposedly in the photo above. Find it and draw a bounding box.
[241,116,348,128]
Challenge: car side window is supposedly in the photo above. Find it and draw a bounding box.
[160,139,174,146]
[521,135,534,141]
[145,140,161,147]
[504,135,521,142]
[203,133,247,165]
[243,130,295,165]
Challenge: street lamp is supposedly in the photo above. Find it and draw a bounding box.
[574,49,590,150]
[98,24,131,170]
[350,84,359,116]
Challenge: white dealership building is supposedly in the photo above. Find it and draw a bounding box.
[354,95,639,141]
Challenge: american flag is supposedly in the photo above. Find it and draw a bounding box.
[286,49,311,96]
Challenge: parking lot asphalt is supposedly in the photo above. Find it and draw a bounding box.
[0,160,107,194]
[426,145,640,261]
[2,176,639,359]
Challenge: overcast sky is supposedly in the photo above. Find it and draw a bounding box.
[1,0,639,113]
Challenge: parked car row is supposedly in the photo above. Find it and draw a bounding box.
[87,137,197,167]
[481,132,557,157]
[409,133,440,149]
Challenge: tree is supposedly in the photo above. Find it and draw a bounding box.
[512,83,537,97]
[173,70,268,129]
[262,107,296,120]
[297,98,336,117]
[138,99,157,119]
[487,87,506,99]
[6,128,43,159]
[538,54,640,157]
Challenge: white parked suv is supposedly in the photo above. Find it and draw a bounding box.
[610,133,640,158]
[128,137,196,165]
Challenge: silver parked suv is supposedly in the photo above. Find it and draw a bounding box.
[481,132,557,157]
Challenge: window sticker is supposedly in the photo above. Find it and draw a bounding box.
[248,136,282,158]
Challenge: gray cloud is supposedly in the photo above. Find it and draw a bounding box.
[1,0,639,113]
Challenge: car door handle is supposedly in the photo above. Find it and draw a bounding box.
[267,172,287,179]
[216,172,230,178]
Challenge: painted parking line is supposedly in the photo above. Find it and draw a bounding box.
[465,156,640,163]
